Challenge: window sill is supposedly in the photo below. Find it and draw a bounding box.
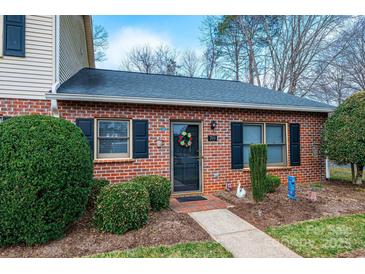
[243,166,292,171]
[94,158,135,164]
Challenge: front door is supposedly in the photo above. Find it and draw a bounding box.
[172,122,201,192]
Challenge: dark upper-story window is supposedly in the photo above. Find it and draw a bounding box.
[3,15,25,57]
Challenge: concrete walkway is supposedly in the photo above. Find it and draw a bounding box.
[189,209,300,258]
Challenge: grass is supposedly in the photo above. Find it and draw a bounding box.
[266,214,365,257]
[88,241,233,258]
[330,167,364,182]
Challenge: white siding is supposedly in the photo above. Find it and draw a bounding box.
[59,16,89,83]
[0,15,55,99]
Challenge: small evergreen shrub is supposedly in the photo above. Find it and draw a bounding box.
[94,182,150,234]
[88,178,110,208]
[265,175,281,193]
[131,175,171,211]
[0,115,93,246]
[249,144,268,202]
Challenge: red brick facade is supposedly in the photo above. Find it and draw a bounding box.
[1,98,328,194]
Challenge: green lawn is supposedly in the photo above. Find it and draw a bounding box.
[266,214,365,257]
[330,167,364,182]
[88,241,233,258]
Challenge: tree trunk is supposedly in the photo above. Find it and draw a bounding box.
[351,163,356,184]
[355,164,364,185]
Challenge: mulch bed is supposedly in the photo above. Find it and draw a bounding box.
[0,209,210,258]
[216,180,365,231]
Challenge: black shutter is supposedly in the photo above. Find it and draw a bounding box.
[133,120,149,159]
[290,123,301,166]
[231,122,243,169]
[4,15,25,57]
[76,118,94,158]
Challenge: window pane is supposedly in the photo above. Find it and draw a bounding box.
[99,121,128,137]
[266,125,284,144]
[268,145,284,164]
[243,145,250,165]
[243,125,262,144]
[99,139,128,154]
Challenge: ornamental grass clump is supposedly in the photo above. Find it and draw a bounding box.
[94,182,150,234]
[249,144,268,202]
[131,175,171,211]
[0,115,93,246]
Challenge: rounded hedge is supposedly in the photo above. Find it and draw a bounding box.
[94,182,150,234]
[322,91,365,165]
[88,178,110,208]
[0,115,93,246]
[131,175,171,211]
[265,175,281,193]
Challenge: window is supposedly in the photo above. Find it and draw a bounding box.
[97,119,130,159]
[266,124,286,165]
[243,124,263,165]
[3,16,25,57]
[242,123,287,166]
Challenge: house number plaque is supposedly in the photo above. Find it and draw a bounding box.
[208,135,218,141]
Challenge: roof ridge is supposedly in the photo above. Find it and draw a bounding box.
[85,67,244,84]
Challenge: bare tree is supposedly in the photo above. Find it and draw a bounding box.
[154,45,179,75]
[309,63,353,105]
[121,45,156,73]
[215,17,246,81]
[338,17,365,91]
[200,16,221,79]
[181,49,201,77]
[93,24,109,62]
[263,16,345,96]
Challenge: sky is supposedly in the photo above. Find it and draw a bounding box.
[92,16,206,70]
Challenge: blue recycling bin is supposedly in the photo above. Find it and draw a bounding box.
[288,175,296,200]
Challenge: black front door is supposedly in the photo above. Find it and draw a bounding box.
[172,123,201,192]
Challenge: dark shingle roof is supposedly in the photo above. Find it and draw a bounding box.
[55,68,334,112]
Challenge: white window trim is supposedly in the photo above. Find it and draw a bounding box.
[242,122,288,167]
[95,118,132,160]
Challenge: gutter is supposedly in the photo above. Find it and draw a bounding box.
[51,15,60,117]
[46,93,335,113]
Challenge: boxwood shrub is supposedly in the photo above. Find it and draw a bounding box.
[265,175,281,193]
[88,178,110,208]
[131,175,171,211]
[94,182,150,234]
[0,115,93,246]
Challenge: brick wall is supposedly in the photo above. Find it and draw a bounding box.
[0,98,51,116]
[0,98,328,194]
[57,100,328,194]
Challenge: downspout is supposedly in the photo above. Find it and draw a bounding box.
[51,15,60,117]
[325,111,332,180]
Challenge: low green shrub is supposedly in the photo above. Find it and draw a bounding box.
[131,175,171,211]
[265,175,281,193]
[94,182,150,234]
[0,115,93,246]
[249,144,268,202]
[88,178,110,208]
